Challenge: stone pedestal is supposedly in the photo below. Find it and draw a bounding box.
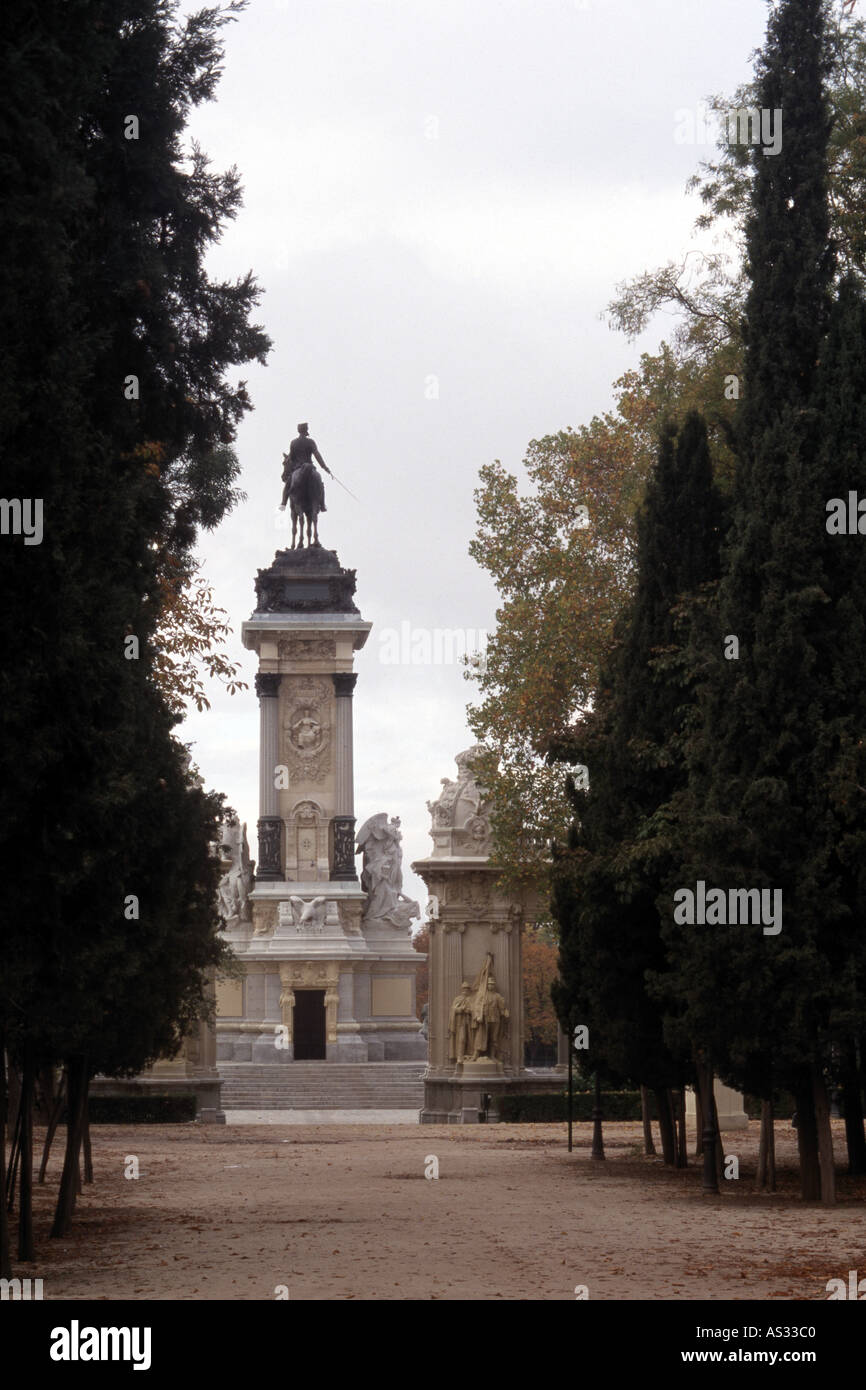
[217,546,425,1070]
[685,1080,749,1131]
[413,747,534,1123]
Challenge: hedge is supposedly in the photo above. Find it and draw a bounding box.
[87,1094,198,1124]
[502,1091,799,1123]
[498,1091,645,1123]
[744,1093,796,1120]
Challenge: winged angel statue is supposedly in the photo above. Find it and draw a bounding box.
[355,813,420,930]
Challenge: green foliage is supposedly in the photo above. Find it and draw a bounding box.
[655,0,866,1113]
[743,1093,796,1121]
[498,1091,646,1123]
[0,0,267,1261]
[88,1094,198,1124]
[550,412,723,1094]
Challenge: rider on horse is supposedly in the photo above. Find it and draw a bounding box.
[279,423,331,510]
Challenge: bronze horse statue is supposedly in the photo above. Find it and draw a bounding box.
[280,425,332,549]
[283,453,326,548]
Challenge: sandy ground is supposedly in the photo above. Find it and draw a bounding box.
[13,1119,866,1301]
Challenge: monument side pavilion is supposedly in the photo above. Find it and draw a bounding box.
[413,747,562,1122]
[215,545,425,1071]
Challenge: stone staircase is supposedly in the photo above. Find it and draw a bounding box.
[218,1062,426,1111]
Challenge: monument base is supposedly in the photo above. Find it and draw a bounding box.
[457,1057,503,1079]
[685,1080,749,1131]
[421,1069,562,1124]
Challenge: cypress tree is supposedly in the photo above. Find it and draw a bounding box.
[552,412,723,1161]
[667,0,866,1203]
[0,0,269,1266]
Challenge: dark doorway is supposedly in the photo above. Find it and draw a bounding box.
[294,990,326,1060]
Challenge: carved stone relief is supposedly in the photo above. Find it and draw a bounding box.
[278,637,337,663]
[252,901,277,938]
[285,798,329,880]
[282,677,331,784]
[278,897,341,934]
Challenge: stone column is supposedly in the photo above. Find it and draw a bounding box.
[324,988,339,1043]
[442,923,464,1070]
[256,672,282,880]
[277,964,295,1062]
[331,672,358,880]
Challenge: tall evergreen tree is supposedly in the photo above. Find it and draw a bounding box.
[811,274,866,1174]
[552,413,723,1162]
[665,0,866,1203]
[0,0,269,1268]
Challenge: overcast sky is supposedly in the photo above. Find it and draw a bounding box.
[180,0,770,908]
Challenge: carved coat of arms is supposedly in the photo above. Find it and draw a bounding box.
[283,678,331,783]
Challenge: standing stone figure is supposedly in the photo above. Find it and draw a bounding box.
[356,813,420,930]
[217,815,253,927]
[448,982,474,1063]
[469,967,509,1063]
[279,423,332,550]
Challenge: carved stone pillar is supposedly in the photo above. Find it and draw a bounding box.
[331,672,357,880]
[279,977,295,1039]
[413,747,554,1121]
[256,672,282,879]
[444,923,464,1003]
[324,988,340,1043]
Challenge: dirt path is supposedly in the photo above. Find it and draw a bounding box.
[18,1120,866,1300]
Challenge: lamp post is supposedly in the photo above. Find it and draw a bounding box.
[567,1014,574,1153]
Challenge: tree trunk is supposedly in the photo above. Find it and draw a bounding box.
[696,1059,719,1194]
[694,1083,704,1159]
[17,1045,34,1261]
[82,1106,93,1185]
[766,1100,776,1191]
[755,1099,776,1192]
[35,1064,56,1127]
[39,1069,66,1184]
[654,1087,676,1165]
[0,1034,11,1278]
[795,1073,821,1201]
[640,1086,656,1155]
[811,1062,836,1207]
[590,1074,605,1161]
[6,1063,21,1141]
[711,1090,725,1184]
[840,1042,866,1176]
[5,1089,22,1211]
[50,1055,88,1238]
[675,1086,688,1168]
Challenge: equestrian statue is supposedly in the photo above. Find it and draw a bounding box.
[279,422,332,548]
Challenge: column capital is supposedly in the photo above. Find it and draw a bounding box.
[255,672,281,699]
[331,672,358,698]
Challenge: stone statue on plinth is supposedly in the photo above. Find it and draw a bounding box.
[356,813,420,930]
[425,745,493,856]
[448,982,474,1064]
[279,423,332,550]
[469,973,510,1063]
[217,814,253,928]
